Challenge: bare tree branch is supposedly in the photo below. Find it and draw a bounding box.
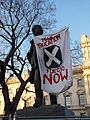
[0,0,56,118]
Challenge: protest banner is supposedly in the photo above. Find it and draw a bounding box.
[33,27,72,94]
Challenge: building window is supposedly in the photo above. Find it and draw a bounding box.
[78,79,84,87]
[80,112,86,116]
[79,94,85,107]
[65,95,72,108]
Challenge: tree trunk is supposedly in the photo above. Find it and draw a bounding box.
[4,81,28,120]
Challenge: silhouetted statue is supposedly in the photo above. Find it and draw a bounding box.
[27,25,57,107]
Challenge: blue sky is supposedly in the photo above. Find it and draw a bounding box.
[55,0,90,43]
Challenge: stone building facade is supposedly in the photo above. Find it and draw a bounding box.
[56,34,90,116]
[57,34,90,116]
[0,34,90,116]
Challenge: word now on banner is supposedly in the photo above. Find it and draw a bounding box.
[33,27,72,95]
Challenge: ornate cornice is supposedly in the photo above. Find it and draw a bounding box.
[82,66,90,70]
[63,91,72,96]
[72,65,83,75]
[76,88,85,95]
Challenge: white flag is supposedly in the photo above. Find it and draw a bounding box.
[33,27,72,94]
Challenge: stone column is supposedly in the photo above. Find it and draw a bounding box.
[80,34,90,115]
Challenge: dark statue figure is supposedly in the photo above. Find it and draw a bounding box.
[27,25,57,107]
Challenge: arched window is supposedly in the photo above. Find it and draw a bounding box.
[64,91,72,108]
[77,79,84,87]
[78,94,85,107]
[77,89,86,107]
[65,95,72,108]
